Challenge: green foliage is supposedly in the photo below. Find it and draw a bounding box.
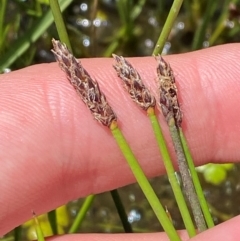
[1,0,240,71]
[24,206,69,240]
[197,164,234,185]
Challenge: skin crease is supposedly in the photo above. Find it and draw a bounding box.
[0,43,240,240]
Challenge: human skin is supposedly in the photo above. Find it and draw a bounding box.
[0,43,240,240]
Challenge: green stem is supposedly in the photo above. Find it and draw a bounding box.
[13,226,21,241]
[0,237,13,241]
[103,39,120,57]
[168,117,206,232]
[0,0,7,51]
[48,209,58,235]
[208,0,229,46]
[192,0,201,24]
[49,0,72,51]
[179,129,215,228]
[110,189,133,233]
[191,1,218,50]
[111,124,181,241]
[68,194,95,233]
[209,21,225,46]
[148,109,196,237]
[152,0,183,55]
[33,213,46,241]
[0,0,73,72]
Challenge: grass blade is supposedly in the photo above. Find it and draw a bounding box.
[69,195,95,233]
[47,210,58,235]
[33,212,45,241]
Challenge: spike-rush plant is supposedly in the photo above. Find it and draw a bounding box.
[51,35,214,240]
[49,1,215,238]
[52,39,181,241]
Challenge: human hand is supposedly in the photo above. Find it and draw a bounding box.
[1,43,240,240]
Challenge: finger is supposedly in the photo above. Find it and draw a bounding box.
[0,44,240,235]
[46,216,240,241]
[48,230,188,241]
[190,215,240,241]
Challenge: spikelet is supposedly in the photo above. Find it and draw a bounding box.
[156,56,182,127]
[52,39,117,127]
[113,54,156,111]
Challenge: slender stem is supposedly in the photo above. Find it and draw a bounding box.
[147,108,196,237]
[0,0,7,51]
[209,21,225,46]
[179,129,215,228]
[110,189,133,233]
[192,0,201,24]
[68,194,95,233]
[168,117,206,232]
[0,237,13,241]
[69,190,132,234]
[191,1,218,50]
[110,122,181,241]
[152,0,183,55]
[48,209,58,235]
[90,0,99,56]
[13,226,21,241]
[209,0,229,46]
[49,0,72,51]
[103,39,120,57]
[33,213,45,241]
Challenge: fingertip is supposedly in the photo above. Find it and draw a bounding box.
[190,215,240,241]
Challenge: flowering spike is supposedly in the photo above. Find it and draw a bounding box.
[156,56,182,127]
[52,39,117,127]
[113,54,156,111]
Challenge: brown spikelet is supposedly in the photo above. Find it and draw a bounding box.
[52,39,117,127]
[112,54,156,111]
[156,56,182,127]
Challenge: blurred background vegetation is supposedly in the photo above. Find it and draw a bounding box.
[1,0,240,240]
[1,0,240,71]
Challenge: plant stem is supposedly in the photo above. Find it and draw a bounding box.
[147,107,196,237]
[110,189,133,233]
[0,0,7,51]
[208,0,230,46]
[191,1,218,50]
[110,121,182,241]
[68,194,95,233]
[48,209,58,235]
[69,191,132,234]
[179,129,215,228]
[33,212,45,241]
[13,226,21,241]
[90,0,99,56]
[49,0,72,51]
[168,117,206,232]
[152,0,183,55]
